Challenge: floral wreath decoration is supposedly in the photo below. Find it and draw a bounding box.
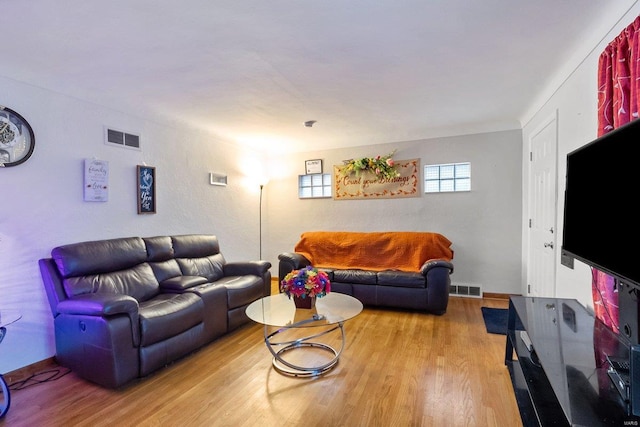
[341,150,399,180]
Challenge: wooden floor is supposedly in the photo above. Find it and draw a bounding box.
[4,296,521,427]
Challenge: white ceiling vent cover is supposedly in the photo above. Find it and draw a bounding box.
[104,126,141,151]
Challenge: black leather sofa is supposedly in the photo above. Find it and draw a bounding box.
[278,231,454,315]
[279,254,453,314]
[39,234,271,388]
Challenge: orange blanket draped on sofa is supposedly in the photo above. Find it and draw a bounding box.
[294,231,453,273]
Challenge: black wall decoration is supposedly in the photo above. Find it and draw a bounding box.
[137,165,156,214]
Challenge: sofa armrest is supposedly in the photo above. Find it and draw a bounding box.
[419,259,454,315]
[159,275,208,292]
[278,252,311,283]
[39,258,67,317]
[420,259,454,275]
[224,260,272,296]
[223,260,271,277]
[56,293,141,346]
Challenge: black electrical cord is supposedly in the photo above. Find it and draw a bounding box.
[8,367,71,391]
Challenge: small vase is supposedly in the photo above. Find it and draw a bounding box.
[293,295,316,309]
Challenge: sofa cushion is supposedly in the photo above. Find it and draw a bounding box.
[143,236,174,261]
[63,263,160,302]
[138,293,204,346]
[177,254,225,282]
[160,275,208,291]
[171,234,226,281]
[148,258,183,283]
[215,275,263,309]
[376,271,425,289]
[172,234,220,258]
[52,237,147,277]
[333,269,377,285]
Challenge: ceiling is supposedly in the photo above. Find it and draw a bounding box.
[0,1,635,153]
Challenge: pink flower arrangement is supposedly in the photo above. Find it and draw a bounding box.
[280,266,331,299]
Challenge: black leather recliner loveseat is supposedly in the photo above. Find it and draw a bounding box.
[39,234,271,388]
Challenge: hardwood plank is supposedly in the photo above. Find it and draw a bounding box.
[4,297,521,426]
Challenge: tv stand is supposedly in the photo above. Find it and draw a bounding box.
[505,296,640,426]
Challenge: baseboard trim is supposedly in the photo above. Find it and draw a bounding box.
[3,357,58,386]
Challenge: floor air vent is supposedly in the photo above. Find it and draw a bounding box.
[449,283,483,298]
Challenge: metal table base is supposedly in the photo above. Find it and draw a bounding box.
[264,316,345,377]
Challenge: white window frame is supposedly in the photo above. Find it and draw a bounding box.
[298,173,332,198]
[424,162,471,193]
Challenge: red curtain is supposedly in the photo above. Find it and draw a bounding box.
[594,15,640,333]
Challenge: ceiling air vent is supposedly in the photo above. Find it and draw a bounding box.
[104,127,141,150]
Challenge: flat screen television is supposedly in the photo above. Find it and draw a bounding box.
[562,118,640,344]
[562,118,640,286]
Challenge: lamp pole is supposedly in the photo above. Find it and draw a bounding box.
[259,184,263,260]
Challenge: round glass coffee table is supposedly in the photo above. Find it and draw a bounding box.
[0,310,21,419]
[246,292,363,377]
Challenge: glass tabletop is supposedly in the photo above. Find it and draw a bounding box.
[246,293,363,327]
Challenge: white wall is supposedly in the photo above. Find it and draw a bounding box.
[0,77,263,373]
[522,4,640,309]
[264,129,523,296]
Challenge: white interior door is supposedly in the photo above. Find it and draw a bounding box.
[528,112,558,297]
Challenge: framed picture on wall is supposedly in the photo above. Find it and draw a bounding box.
[84,158,109,202]
[137,165,156,214]
[305,159,323,174]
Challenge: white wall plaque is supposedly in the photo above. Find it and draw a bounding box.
[305,159,322,174]
[84,159,109,202]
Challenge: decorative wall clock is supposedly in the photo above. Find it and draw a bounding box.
[0,106,35,167]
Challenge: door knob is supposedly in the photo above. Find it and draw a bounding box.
[544,242,554,249]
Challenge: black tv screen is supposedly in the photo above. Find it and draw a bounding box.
[562,118,640,286]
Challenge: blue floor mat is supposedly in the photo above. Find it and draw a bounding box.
[481,307,508,335]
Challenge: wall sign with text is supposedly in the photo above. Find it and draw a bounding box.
[137,165,156,214]
[84,158,109,202]
[333,159,420,200]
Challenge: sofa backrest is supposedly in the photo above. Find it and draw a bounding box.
[172,234,226,282]
[51,236,160,302]
[143,235,182,283]
[41,234,231,313]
